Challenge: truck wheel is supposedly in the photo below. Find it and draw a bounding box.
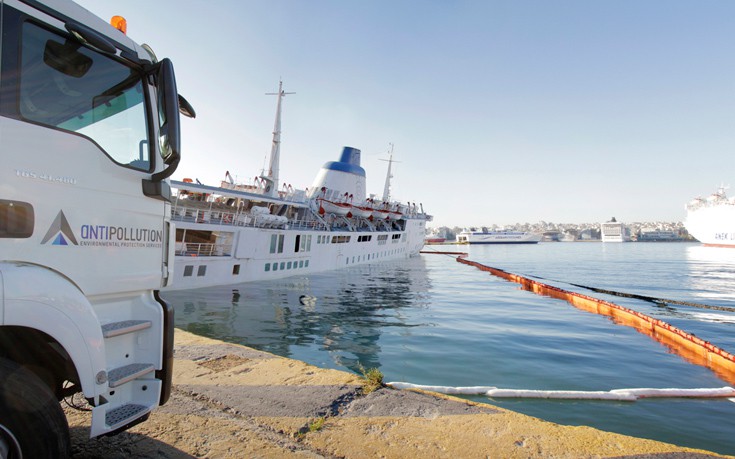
[0,358,71,459]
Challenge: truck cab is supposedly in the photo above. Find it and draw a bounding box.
[0,0,191,456]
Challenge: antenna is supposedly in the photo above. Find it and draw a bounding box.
[379,143,401,202]
[261,80,295,197]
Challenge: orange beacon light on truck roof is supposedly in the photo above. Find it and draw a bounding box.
[110,15,127,34]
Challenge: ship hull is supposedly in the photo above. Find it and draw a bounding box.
[685,204,735,247]
[167,217,428,290]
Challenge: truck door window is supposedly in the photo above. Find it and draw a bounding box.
[19,21,151,171]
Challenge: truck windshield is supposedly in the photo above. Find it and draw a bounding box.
[19,21,151,171]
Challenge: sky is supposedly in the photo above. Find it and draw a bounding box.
[76,0,735,227]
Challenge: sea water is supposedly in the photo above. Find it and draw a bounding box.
[163,242,735,455]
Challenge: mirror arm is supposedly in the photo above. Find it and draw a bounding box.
[152,154,179,182]
[142,154,179,201]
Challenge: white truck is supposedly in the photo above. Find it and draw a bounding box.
[0,0,193,456]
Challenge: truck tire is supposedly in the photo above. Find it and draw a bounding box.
[0,358,71,459]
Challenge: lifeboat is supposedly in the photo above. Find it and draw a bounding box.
[351,202,373,219]
[318,198,352,216]
[370,209,388,220]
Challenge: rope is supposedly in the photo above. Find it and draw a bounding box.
[567,282,735,313]
[420,249,468,256]
[459,261,735,313]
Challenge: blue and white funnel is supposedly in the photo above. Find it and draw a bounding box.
[309,147,367,201]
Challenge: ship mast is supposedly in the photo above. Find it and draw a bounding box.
[379,143,400,202]
[262,80,294,197]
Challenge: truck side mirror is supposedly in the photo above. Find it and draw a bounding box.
[151,58,180,181]
[143,58,182,200]
[157,59,180,166]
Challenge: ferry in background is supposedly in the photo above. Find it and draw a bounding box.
[600,217,630,242]
[685,186,735,247]
[424,228,448,244]
[166,82,431,290]
[456,228,541,244]
[636,229,683,242]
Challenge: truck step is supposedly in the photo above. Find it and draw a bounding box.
[108,363,155,388]
[101,320,152,338]
[105,403,148,429]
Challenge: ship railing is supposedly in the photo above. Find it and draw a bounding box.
[172,207,239,225]
[175,242,232,257]
[170,204,427,231]
[171,205,330,231]
[686,199,735,211]
[285,216,330,231]
[215,182,308,203]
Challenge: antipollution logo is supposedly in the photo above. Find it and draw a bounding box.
[41,211,79,246]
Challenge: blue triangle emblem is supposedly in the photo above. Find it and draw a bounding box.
[52,233,68,246]
[42,211,78,245]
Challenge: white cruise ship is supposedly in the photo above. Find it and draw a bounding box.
[600,217,630,242]
[455,228,541,244]
[165,82,431,290]
[685,186,735,247]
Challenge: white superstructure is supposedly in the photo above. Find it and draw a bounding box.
[685,187,735,247]
[456,228,541,244]
[601,217,630,242]
[166,83,431,290]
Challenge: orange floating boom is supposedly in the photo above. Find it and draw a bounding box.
[455,255,735,385]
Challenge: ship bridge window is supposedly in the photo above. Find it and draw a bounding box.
[331,235,350,243]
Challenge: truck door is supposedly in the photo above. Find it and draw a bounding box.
[1,3,169,295]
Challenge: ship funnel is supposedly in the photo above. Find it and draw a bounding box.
[340,146,361,166]
[308,146,367,201]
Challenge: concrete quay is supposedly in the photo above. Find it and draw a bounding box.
[64,329,732,458]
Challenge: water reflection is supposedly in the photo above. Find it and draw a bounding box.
[685,245,735,306]
[163,257,432,373]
